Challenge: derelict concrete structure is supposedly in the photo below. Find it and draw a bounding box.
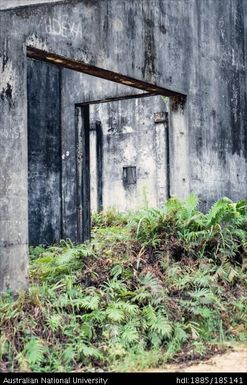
[0,0,246,292]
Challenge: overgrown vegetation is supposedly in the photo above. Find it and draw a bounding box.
[0,195,246,372]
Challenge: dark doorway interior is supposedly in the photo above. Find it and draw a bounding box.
[27,59,62,246]
[27,60,92,246]
[27,54,174,247]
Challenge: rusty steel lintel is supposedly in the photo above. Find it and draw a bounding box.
[26,46,186,99]
[75,92,158,106]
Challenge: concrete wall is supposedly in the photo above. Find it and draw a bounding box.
[89,95,169,212]
[27,58,62,246]
[60,69,146,240]
[0,0,246,291]
[0,0,64,10]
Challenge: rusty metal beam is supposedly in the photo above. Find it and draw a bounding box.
[75,92,157,106]
[26,46,186,99]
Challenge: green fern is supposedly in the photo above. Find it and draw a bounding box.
[1,195,246,372]
[62,345,76,365]
[142,305,157,326]
[139,272,162,294]
[106,304,125,322]
[79,344,103,359]
[120,322,140,344]
[46,314,63,332]
[23,338,46,366]
[151,312,173,338]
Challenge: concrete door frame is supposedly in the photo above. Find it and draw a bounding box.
[26,50,188,248]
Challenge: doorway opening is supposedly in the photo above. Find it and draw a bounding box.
[27,48,185,247]
[78,94,170,215]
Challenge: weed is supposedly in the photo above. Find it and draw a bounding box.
[0,196,246,372]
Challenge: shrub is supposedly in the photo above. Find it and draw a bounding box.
[0,196,246,372]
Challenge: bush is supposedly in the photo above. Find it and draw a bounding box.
[0,196,246,372]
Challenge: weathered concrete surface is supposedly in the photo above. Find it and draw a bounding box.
[61,70,147,240]
[0,46,28,292]
[89,95,169,212]
[0,0,246,291]
[0,0,64,10]
[27,58,62,246]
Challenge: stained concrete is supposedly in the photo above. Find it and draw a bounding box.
[60,70,147,241]
[0,0,246,291]
[89,95,169,212]
[0,0,63,10]
[27,58,62,246]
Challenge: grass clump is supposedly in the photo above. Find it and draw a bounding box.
[0,195,246,372]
